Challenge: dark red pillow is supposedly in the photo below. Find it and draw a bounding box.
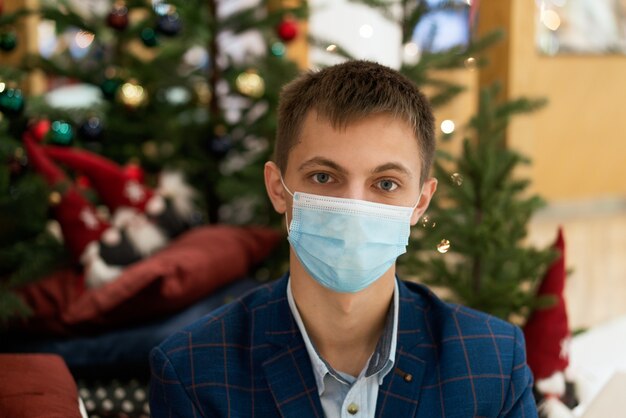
[15,225,283,335]
[0,354,82,418]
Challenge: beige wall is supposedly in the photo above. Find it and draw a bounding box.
[504,1,626,328]
[508,0,626,202]
[4,0,45,95]
[475,0,626,328]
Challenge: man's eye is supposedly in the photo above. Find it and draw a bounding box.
[312,173,331,184]
[378,179,398,191]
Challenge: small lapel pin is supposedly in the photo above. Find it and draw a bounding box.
[395,367,413,383]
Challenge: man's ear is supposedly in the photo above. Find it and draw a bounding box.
[264,161,288,214]
[410,177,438,225]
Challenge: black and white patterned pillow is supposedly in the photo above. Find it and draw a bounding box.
[78,378,150,418]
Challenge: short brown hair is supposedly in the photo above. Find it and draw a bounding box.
[275,60,435,184]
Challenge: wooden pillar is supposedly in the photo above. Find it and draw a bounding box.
[1,0,25,68]
[475,0,513,100]
[1,0,44,94]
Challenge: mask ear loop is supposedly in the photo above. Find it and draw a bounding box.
[280,176,294,233]
[410,185,426,223]
[412,186,424,209]
[280,176,294,197]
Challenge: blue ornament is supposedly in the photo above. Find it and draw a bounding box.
[209,134,232,158]
[78,116,104,142]
[156,11,182,37]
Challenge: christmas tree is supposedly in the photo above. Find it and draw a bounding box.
[1,0,554,324]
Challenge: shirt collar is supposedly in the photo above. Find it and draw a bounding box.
[286,278,399,394]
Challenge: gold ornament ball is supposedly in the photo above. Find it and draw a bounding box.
[49,191,62,206]
[117,80,148,108]
[193,80,212,105]
[142,141,159,158]
[236,70,265,98]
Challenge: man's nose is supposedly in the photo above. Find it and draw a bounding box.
[343,183,368,201]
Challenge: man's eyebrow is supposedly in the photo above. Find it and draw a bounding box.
[298,157,348,174]
[371,162,414,178]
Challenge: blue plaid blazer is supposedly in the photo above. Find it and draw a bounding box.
[150,274,537,417]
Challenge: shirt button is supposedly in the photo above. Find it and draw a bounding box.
[347,402,359,415]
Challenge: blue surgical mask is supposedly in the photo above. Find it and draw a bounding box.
[282,179,421,293]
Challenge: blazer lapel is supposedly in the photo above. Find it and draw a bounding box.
[375,280,434,417]
[261,276,324,418]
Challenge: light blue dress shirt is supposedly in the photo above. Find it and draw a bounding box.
[287,279,399,418]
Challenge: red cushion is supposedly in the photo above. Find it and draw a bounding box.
[0,354,82,418]
[14,225,283,335]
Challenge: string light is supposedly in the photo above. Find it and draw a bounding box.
[441,119,455,134]
[450,173,464,186]
[403,42,421,65]
[437,239,451,254]
[359,24,373,39]
[541,9,561,31]
[75,31,95,49]
[464,57,477,70]
[404,42,419,56]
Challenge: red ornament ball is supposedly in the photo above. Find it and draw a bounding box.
[276,18,298,42]
[107,2,129,31]
[30,119,51,142]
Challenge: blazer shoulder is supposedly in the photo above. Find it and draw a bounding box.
[397,282,535,416]
[449,300,517,336]
[156,277,286,355]
[400,280,519,338]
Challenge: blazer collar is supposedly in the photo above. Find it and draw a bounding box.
[261,274,325,418]
[375,279,435,417]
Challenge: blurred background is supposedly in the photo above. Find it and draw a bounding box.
[1,0,625,416]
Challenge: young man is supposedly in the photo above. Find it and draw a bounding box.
[150,60,537,417]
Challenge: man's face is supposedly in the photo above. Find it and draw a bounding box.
[266,110,437,226]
